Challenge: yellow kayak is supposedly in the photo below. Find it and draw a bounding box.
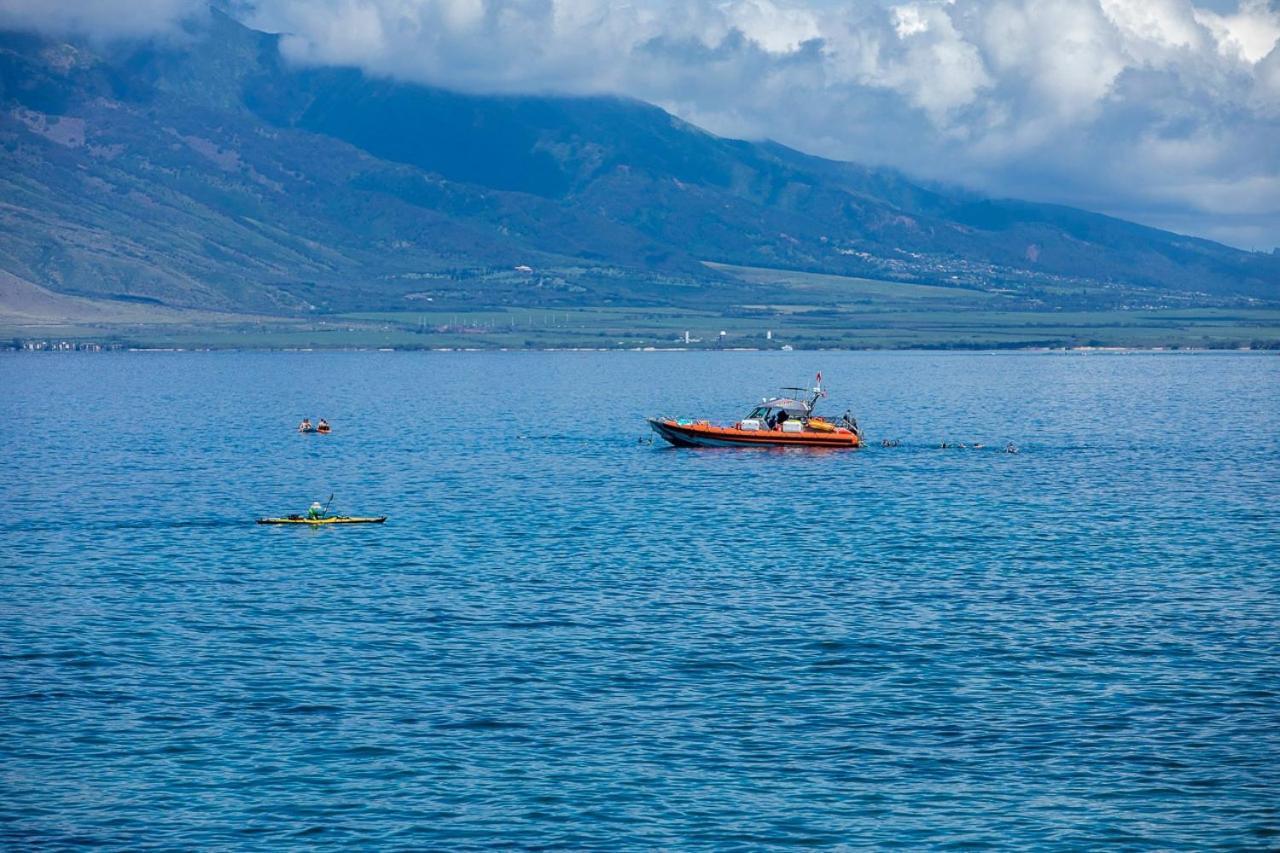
[257,515,386,525]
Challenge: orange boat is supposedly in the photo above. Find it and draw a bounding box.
[649,373,862,449]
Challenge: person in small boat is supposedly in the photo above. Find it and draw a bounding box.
[299,418,313,432]
[317,418,330,433]
[774,409,789,430]
[307,501,325,520]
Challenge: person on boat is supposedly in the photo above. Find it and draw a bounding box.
[317,418,330,433]
[774,410,789,430]
[299,418,313,432]
[307,501,325,520]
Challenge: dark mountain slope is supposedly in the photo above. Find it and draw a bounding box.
[0,9,1274,315]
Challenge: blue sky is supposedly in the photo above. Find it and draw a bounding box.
[3,0,1278,250]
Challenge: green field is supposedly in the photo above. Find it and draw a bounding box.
[5,265,1279,351]
[703,262,1001,308]
[8,304,1280,350]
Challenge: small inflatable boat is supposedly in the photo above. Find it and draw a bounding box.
[649,373,862,449]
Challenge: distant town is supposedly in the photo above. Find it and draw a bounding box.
[9,340,124,352]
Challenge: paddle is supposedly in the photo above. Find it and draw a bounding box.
[322,493,335,518]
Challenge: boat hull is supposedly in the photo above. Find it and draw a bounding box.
[648,418,860,449]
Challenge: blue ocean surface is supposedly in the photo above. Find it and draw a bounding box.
[2,350,1278,849]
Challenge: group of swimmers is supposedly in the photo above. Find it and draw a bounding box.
[876,438,1018,452]
[938,441,1019,453]
[298,418,331,434]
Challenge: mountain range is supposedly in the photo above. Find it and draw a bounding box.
[1,8,1276,319]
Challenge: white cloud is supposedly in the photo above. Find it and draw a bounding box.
[1102,0,1208,55]
[882,2,993,120]
[1195,0,1280,62]
[729,0,821,53]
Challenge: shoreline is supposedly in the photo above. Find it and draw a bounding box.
[3,344,1275,355]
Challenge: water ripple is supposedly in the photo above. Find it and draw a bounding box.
[1,351,1277,848]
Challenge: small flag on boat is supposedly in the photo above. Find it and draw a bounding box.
[816,372,826,396]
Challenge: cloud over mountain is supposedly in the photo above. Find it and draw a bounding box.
[3,0,1278,248]
[0,0,207,40]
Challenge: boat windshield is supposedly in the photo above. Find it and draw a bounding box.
[746,405,809,420]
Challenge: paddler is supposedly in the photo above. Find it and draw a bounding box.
[307,501,325,520]
[299,418,313,432]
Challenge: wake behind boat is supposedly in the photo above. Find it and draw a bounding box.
[649,373,862,449]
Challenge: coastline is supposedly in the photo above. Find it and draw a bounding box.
[4,344,1275,354]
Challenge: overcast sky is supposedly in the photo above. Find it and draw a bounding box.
[3,0,1278,250]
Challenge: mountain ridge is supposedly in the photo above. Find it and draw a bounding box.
[0,8,1275,318]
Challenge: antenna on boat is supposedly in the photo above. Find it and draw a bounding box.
[809,371,827,410]
[779,372,827,413]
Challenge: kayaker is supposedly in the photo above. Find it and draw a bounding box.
[299,418,313,432]
[317,418,330,433]
[307,501,325,520]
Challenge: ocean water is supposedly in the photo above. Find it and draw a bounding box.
[1,350,1278,849]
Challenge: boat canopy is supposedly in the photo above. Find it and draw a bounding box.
[744,375,829,420]
[760,397,811,413]
[747,398,813,420]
